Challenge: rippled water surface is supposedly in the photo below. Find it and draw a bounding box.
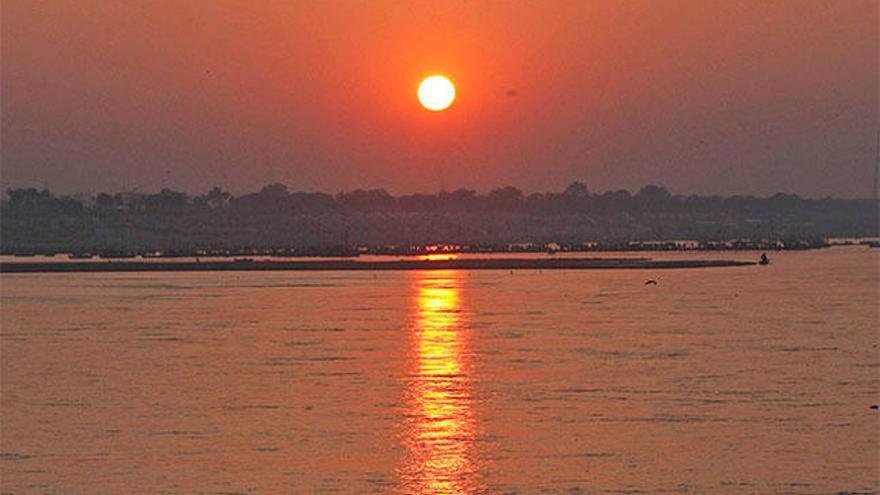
[1,248,877,494]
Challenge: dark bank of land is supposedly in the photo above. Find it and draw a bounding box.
[0,257,754,273]
[2,183,876,256]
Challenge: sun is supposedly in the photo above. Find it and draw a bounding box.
[418,75,456,111]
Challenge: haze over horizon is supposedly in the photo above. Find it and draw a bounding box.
[2,0,878,198]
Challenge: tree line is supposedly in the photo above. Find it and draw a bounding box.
[2,182,876,254]
[2,182,868,217]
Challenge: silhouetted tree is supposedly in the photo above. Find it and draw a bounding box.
[203,186,232,209]
[487,186,524,211]
[7,188,49,210]
[635,185,672,210]
[233,183,291,214]
[5,188,83,216]
[144,189,189,213]
[95,193,116,211]
[564,181,590,197]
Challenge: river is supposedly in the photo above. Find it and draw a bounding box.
[1,247,877,494]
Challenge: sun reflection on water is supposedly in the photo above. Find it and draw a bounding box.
[399,270,481,494]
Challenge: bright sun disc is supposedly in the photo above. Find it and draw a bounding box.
[418,75,455,111]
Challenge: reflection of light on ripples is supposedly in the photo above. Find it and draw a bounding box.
[399,271,480,495]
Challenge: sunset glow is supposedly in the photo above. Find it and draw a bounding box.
[1,2,876,494]
[417,76,456,111]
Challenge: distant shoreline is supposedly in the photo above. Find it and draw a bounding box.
[4,238,877,260]
[0,258,755,274]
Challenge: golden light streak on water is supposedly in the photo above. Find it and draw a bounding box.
[399,270,481,494]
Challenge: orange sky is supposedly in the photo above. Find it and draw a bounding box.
[1,0,877,197]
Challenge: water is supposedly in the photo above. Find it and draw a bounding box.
[1,248,877,494]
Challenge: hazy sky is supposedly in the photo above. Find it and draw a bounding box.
[2,0,877,197]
